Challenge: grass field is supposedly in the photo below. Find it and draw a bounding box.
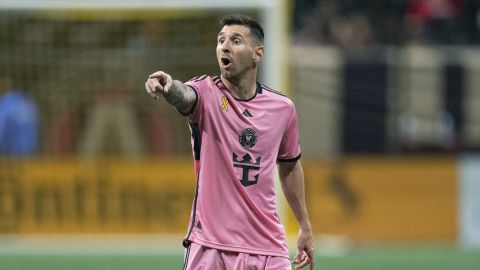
[1,245,479,270]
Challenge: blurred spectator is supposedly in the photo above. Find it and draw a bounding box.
[404,0,466,44]
[49,99,78,156]
[435,110,459,151]
[78,78,145,159]
[142,103,174,155]
[293,0,319,33]
[329,13,373,50]
[0,78,39,157]
[465,0,480,43]
[293,0,477,46]
[294,0,373,50]
[398,112,421,152]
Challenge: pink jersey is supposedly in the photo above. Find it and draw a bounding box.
[182,75,301,258]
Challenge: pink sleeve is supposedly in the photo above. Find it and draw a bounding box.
[277,102,301,162]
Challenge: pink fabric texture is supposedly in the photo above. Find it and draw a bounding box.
[184,242,292,270]
[182,75,301,258]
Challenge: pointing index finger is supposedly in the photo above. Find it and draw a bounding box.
[149,71,166,78]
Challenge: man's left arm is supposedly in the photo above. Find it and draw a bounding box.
[278,160,315,270]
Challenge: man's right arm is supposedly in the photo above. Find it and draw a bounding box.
[145,71,197,115]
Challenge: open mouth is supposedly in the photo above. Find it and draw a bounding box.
[221,57,232,68]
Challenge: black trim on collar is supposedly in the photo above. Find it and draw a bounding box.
[232,82,262,102]
[256,82,262,94]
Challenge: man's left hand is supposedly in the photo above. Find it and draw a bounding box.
[292,227,315,269]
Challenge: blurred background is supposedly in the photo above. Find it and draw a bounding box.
[1,0,480,269]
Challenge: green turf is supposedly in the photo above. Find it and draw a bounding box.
[1,246,479,270]
[319,246,480,270]
[0,255,185,270]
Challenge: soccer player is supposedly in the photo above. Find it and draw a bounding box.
[144,14,314,270]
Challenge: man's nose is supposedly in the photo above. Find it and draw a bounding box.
[221,41,231,52]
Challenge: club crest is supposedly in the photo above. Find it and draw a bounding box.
[239,128,257,148]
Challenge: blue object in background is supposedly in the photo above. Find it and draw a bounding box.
[0,90,39,157]
[459,155,480,249]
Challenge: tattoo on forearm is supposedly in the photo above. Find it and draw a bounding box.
[163,81,193,113]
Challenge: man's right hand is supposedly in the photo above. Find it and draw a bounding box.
[144,70,197,114]
[145,71,173,99]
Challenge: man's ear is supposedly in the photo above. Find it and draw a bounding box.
[254,46,264,63]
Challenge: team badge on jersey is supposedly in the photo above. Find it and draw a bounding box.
[239,128,257,148]
[221,96,229,111]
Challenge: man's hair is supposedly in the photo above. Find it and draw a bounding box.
[220,14,264,44]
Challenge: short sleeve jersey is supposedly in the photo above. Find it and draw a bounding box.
[182,75,301,258]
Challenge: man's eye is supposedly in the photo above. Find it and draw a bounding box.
[234,39,241,45]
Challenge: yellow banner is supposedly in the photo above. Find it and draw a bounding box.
[0,158,195,234]
[299,157,457,241]
[0,156,458,241]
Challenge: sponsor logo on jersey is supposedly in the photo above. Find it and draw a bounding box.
[233,153,261,187]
